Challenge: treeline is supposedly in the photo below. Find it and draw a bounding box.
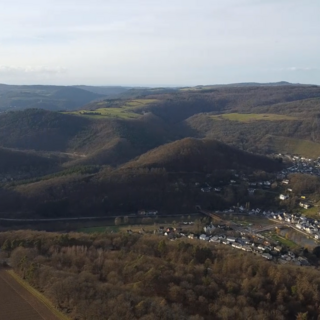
[1,231,320,319]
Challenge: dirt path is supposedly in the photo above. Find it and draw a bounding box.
[0,269,62,320]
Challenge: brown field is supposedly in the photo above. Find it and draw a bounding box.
[0,268,62,320]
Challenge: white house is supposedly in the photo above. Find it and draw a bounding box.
[262,253,272,260]
[203,225,215,234]
[199,234,210,241]
[209,236,220,243]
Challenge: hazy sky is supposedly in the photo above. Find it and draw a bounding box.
[0,0,319,86]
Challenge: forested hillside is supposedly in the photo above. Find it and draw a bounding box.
[1,84,320,217]
[0,136,282,217]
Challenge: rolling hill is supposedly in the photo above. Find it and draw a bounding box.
[124,138,282,172]
[0,108,177,167]
[0,84,105,112]
[2,83,320,217]
[2,138,281,217]
[0,109,92,151]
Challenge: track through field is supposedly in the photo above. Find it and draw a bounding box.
[0,269,61,320]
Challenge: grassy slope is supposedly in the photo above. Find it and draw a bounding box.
[186,113,317,157]
[211,113,297,122]
[64,99,158,119]
[266,136,320,158]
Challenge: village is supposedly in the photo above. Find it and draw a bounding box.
[156,212,314,267]
[157,154,320,267]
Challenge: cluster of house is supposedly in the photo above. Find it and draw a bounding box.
[279,154,320,177]
[197,182,222,193]
[138,210,158,216]
[158,222,310,266]
[198,178,274,195]
[270,212,320,240]
[299,201,312,209]
[278,178,313,209]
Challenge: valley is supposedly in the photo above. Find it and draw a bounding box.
[2,83,320,320]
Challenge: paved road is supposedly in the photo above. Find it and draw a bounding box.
[0,213,200,223]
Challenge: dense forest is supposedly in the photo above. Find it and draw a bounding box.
[1,231,320,320]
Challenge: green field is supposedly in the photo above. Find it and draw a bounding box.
[262,231,298,249]
[268,135,320,158]
[64,99,157,119]
[211,113,296,123]
[296,205,320,219]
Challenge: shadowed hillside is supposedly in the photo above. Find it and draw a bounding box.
[124,138,282,172]
[0,108,183,167]
[0,109,92,151]
[0,147,61,174]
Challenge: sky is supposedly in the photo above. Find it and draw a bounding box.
[0,0,319,86]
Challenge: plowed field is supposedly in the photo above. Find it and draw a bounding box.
[0,269,61,320]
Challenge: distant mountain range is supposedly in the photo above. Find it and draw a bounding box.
[1,82,317,113]
[0,84,132,112]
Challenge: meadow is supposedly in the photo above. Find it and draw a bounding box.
[64,99,157,119]
[210,113,297,122]
[269,135,320,158]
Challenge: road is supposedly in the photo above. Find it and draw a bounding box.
[0,213,201,223]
